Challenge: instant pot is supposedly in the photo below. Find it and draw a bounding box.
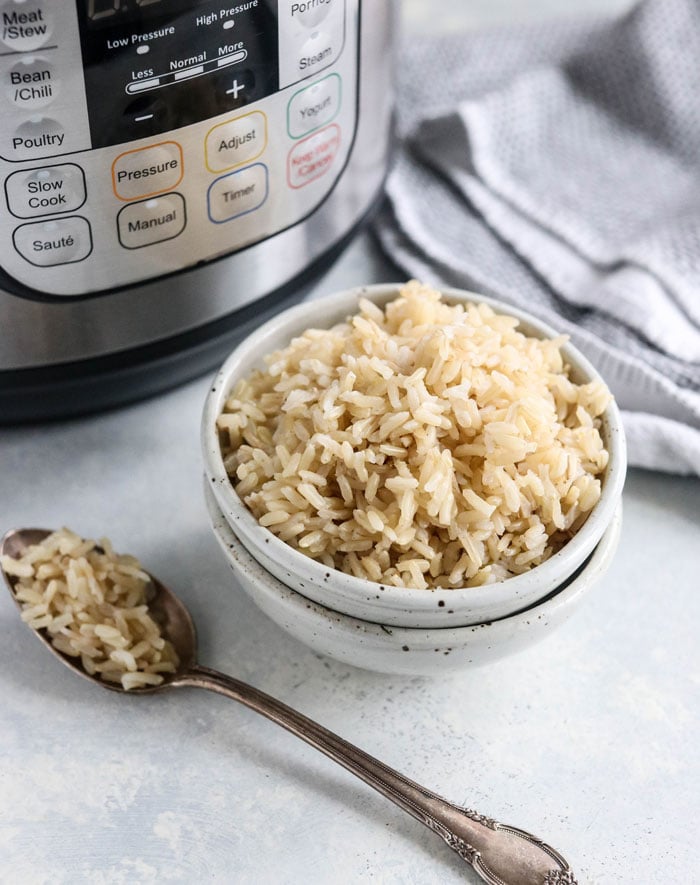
[0,0,394,421]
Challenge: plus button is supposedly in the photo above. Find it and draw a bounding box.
[226,79,244,99]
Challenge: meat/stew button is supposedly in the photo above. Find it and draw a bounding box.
[112,141,183,201]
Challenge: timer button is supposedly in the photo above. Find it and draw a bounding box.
[5,57,57,110]
[287,73,340,138]
[112,141,184,202]
[117,193,186,250]
[12,216,92,267]
[207,163,268,223]
[205,111,267,174]
[0,0,52,52]
[5,163,86,218]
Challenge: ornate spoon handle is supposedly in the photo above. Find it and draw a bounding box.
[175,665,577,885]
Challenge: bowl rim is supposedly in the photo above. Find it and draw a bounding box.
[206,483,623,646]
[202,282,627,616]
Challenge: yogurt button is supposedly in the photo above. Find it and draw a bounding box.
[287,73,340,138]
[0,0,52,51]
[5,163,86,218]
[5,57,57,109]
[13,216,92,266]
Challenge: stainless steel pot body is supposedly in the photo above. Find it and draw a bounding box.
[0,0,394,418]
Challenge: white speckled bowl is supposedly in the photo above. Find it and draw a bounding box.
[205,483,622,675]
[203,284,626,629]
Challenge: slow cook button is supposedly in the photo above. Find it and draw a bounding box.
[205,111,267,174]
[112,141,183,201]
[117,193,186,249]
[207,163,268,223]
[5,163,86,218]
[0,0,52,52]
[5,57,57,110]
[287,73,340,138]
[287,123,340,188]
[12,215,92,267]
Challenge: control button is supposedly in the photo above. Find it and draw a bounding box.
[7,116,65,160]
[5,57,57,110]
[207,163,268,223]
[287,124,340,188]
[117,192,186,249]
[0,0,51,52]
[5,163,86,218]
[12,216,92,267]
[112,141,183,201]
[288,0,335,28]
[297,30,338,78]
[287,73,340,138]
[205,111,267,174]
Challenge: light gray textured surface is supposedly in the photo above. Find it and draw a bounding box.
[1,3,699,884]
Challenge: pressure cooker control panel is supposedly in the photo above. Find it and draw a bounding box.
[0,0,359,297]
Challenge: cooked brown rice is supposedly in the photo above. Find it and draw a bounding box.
[2,528,179,689]
[217,281,612,589]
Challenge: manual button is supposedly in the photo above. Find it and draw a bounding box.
[13,216,92,267]
[5,163,86,218]
[117,192,186,249]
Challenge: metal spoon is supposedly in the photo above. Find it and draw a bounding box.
[2,527,577,885]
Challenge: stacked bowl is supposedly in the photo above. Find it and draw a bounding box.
[202,285,626,675]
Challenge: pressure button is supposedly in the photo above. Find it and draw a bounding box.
[112,141,183,201]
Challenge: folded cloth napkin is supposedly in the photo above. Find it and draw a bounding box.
[374,0,700,475]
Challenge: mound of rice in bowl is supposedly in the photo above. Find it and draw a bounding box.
[2,528,179,690]
[217,281,612,590]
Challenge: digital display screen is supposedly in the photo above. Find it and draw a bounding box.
[85,0,210,27]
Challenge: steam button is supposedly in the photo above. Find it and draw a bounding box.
[5,57,57,110]
[297,30,338,78]
[12,216,92,266]
[0,1,52,52]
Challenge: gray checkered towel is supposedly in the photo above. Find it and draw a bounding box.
[375,0,700,474]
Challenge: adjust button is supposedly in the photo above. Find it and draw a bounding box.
[5,57,57,110]
[112,141,183,201]
[287,73,340,138]
[5,163,86,218]
[207,163,268,223]
[205,111,266,174]
[13,216,92,267]
[0,0,52,52]
[117,193,186,249]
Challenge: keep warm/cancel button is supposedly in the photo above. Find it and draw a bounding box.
[117,193,186,249]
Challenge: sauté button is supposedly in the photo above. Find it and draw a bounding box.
[5,163,86,218]
[5,57,57,110]
[0,0,52,52]
[12,216,92,266]
[112,141,183,201]
[287,73,340,138]
[287,124,340,188]
[117,193,186,249]
[207,163,268,223]
[205,111,267,173]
